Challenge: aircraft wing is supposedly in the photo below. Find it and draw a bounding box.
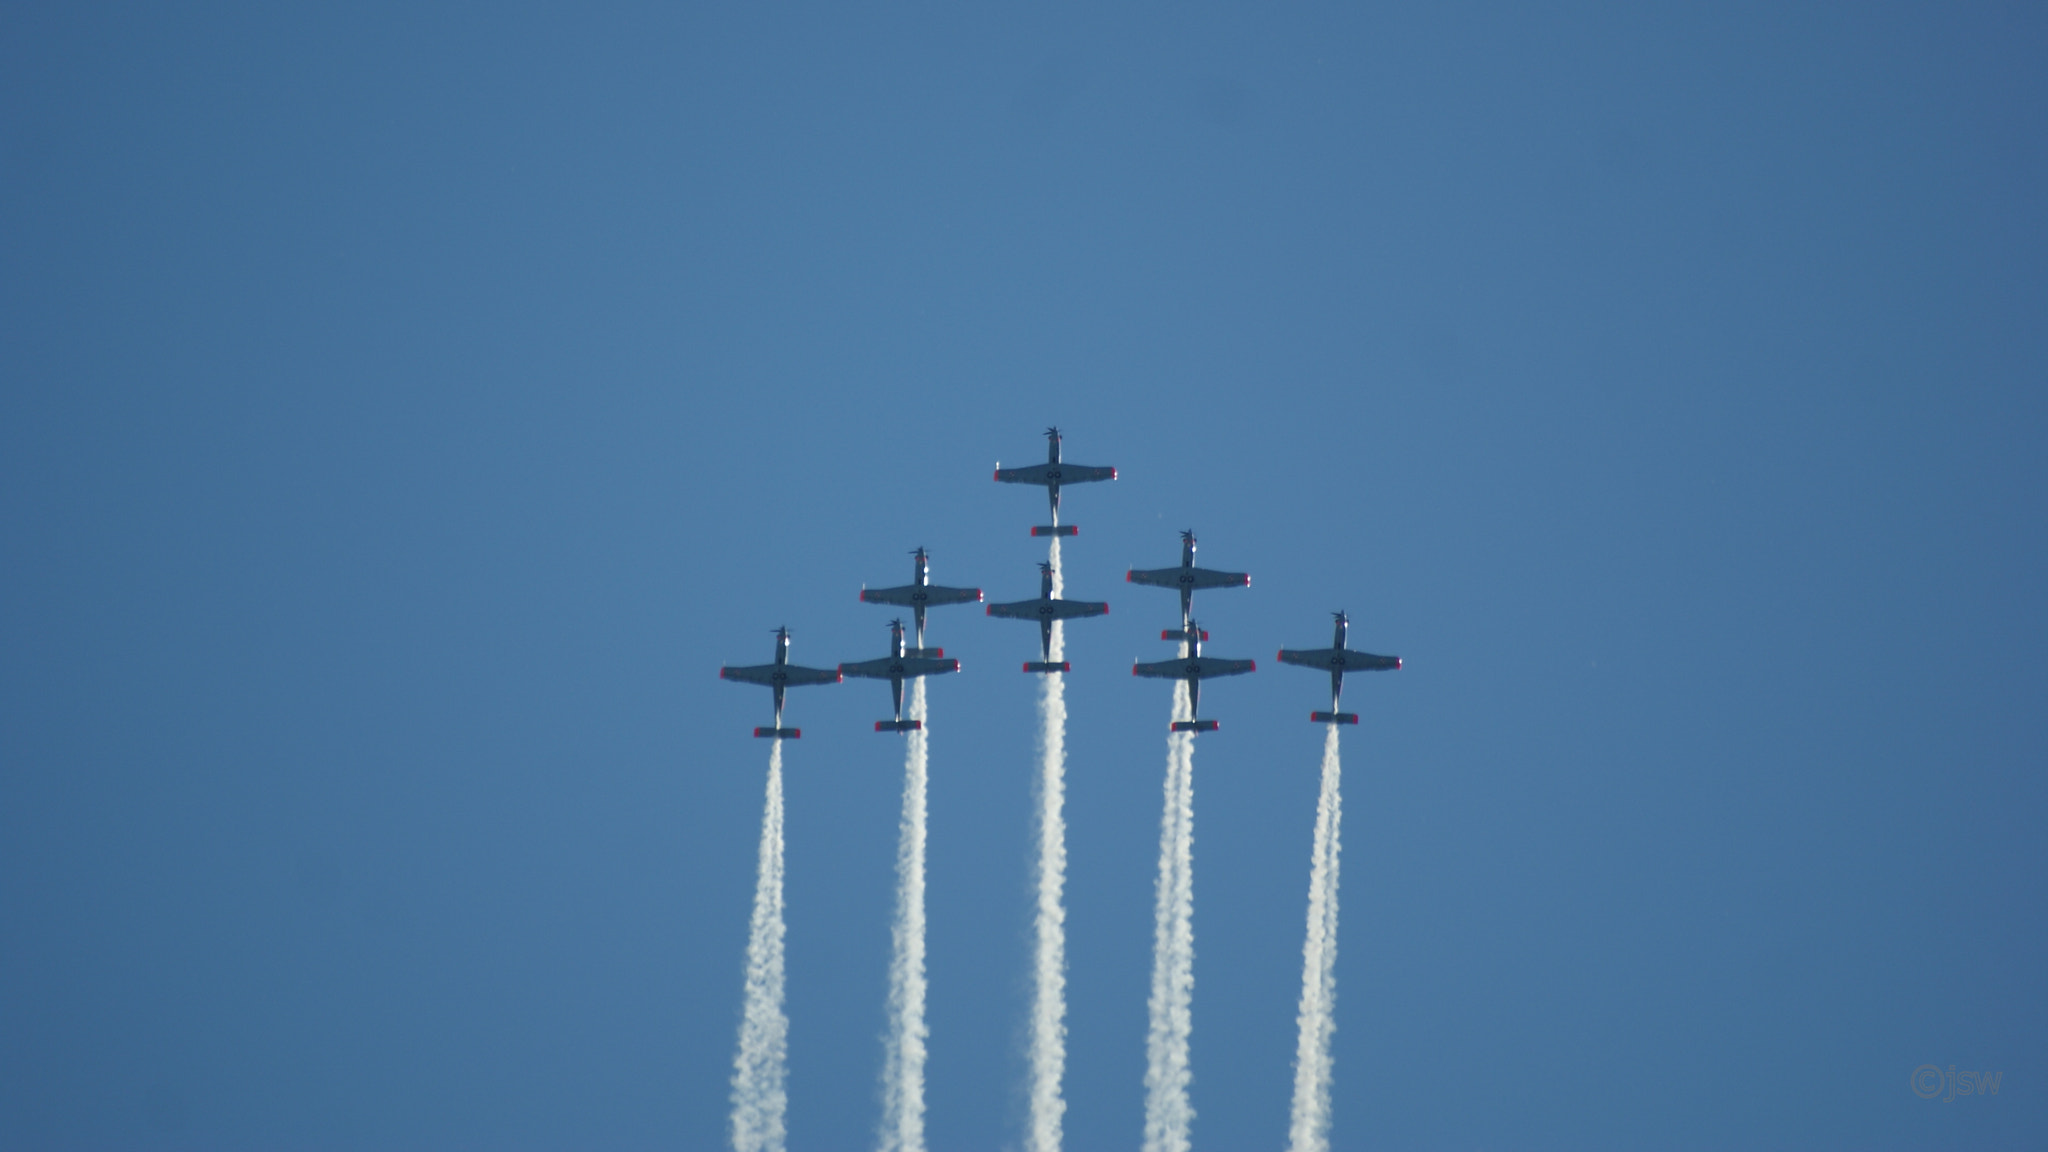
[995,463,1116,485]
[839,656,958,679]
[987,598,1106,621]
[861,583,982,608]
[1131,655,1255,679]
[1126,566,1249,590]
[721,663,842,687]
[995,463,1053,485]
[920,584,982,606]
[1277,647,1401,672]
[985,598,1044,620]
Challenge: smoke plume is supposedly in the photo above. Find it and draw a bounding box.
[1026,540,1070,1152]
[877,679,931,1152]
[1286,724,1343,1152]
[1143,674,1196,1152]
[732,741,790,1152]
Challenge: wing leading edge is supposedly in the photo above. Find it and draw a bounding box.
[1274,648,1401,673]
[985,598,1109,621]
[1132,655,1257,680]
[1126,567,1250,591]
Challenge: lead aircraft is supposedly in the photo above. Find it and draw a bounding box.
[858,547,981,651]
[993,426,1117,536]
[839,618,960,732]
[1276,611,1401,723]
[1126,529,1250,639]
[1132,620,1256,732]
[986,561,1109,672]
[719,626,841,738]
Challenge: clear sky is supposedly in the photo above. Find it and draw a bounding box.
[4,3,2044,1149]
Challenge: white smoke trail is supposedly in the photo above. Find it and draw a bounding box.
[1026,540,1069,1152]
[1286,724,1344,1152]
[880,672,937,1147]
[1143,672,1196,1152]
[732,741,790,1152]
[878,678,930,1152]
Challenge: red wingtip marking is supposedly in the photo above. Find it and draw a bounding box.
[1243,575,1252,586]
[1247,660,1257,671]
[950,660,960,671]
[835,672,844,681]
[1126,572,1134,581]
[1395,658,1403,670]
[993,470,1001,480]
[1023,663,1032,672]
[1110,467,1119,479]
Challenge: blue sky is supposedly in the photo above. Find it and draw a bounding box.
[4,3,2045,1149]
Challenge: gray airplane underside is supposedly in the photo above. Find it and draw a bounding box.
[720,626,841,737]
[1276,611,1401,723]
[986,561,1108,671]
[859,547,981,650]
[839,618,959,732]
[1132,620,1255,731]
[994,426,1116,535]
[1126,529,1250,634]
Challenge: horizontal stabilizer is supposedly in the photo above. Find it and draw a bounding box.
[875,720,923,733]
[1023,661,1071,674]
[1169,719,1220,733]
[753,727,801,739]
[905,646,944,658]
[1030,525,1079,537]
[1161,629,1210,641]
[1310,711,1359,725]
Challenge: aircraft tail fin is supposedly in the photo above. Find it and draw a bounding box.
[753,726,801,739]
[1310,711,1359,725]
[1023,661,1071,674]
[1031,525,1079,537]
[1160,628,1210,641]
[875,720,923,733]
[1170,719,1220,733]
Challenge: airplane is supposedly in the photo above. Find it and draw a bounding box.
[1276,611,1401,724]
[1126,530,1250,639]
[839,619,960,732]
[1131,620,1255,732]
[985,560,1109,672]
[719,626,842,738]
[993,426,1117,536]
[858,547,982,651]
